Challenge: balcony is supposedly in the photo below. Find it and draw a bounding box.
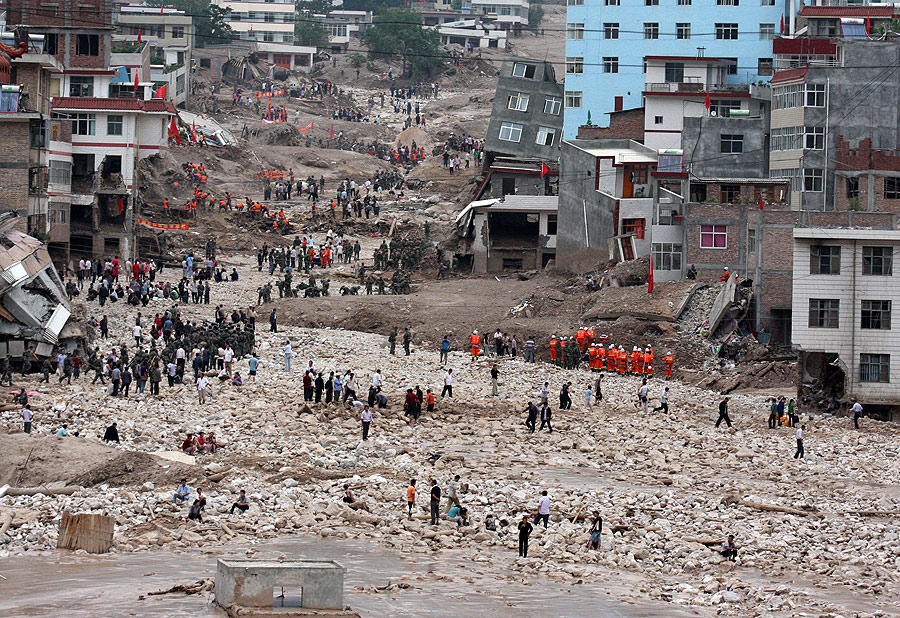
[646,81,725,93]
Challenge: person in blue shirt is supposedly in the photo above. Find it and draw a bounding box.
[248,353,259,381]
[440,335,450,365]
[56,424,68,437]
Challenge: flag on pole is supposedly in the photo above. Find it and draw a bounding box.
[866,17,871,34]
[759,194,764,210]
[155,84,167,98]
[540,162,550,178]
[137,29,142,43]
[191,121,197,143]
[168,117,181,145]
[329,123,334,144]
[160,4,164,14]
[647,254,655,294]
[780,14,785,34]
[704,92,711,110]
[134,69,140,91]
[267,96,272,120]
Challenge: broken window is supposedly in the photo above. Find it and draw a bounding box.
[810,245,840,274]
[808,299,840,328]
[76,34,99,56]
[622,218,646,239]
[862,246,892,276]
[861,300,891,330]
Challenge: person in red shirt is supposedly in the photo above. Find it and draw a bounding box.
[426,388,435,413]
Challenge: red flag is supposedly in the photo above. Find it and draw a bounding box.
[647,254,655,294]
[759,194,764,210]
[780,14,785,34]
[160,4,164,14]
[137,28,142,43]
[540,162,550,178]
[329,123,334,143]
[190,121,197,143]
[866,17,871,34]
[168,117,181,145]
[267,96,272,119]
[117,197,125,215]
[155,84,167,98]
[134,69,140,91]
[704,92,710,110]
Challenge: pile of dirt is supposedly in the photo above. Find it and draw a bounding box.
[395,126,431,149]
[581,280,700,322]
[0,433,200,489]
[257,123,306,146]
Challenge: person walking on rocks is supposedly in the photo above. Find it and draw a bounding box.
[403,327,411,356]
[442,368,453,398]
[559,382,572,410]
[446,474,460,512]
[536,490,550,528]
[269,308,277,333]
[584,384,593,412]
[539,404,552,432]
[524,401,538,433]
[518,515,533,557]
[652,386,669,414]
[197,374,209,404]
[638,379,649,414]
[851,400,863,429]
[440,335,450,365]
[588,511,603,550]
[429,480,441,525]
[21,406,33,434]
[716,396,732,428]
[406,479,416,519]
[388,327,397,355]
[794,424,805,459]
[490,364,500,396]
[283,340,292,372]
[361,405,373,440]
[594,374,603,405]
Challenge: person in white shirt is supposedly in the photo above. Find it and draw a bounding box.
[539,382,549,406]
[223,344,234,374]
[794,424,805,459]
[652,386,669,414]
[372,369,382,389]
[638,379,650,414]
[851,400,864,429]
[284,341,292,372]
[197,375,209,404]
[441,369,453,398]
[536,490,551,528]
[361,405,373,440]
[133,324,142,346]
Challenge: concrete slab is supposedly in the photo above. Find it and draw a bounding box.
[216,559,345,611]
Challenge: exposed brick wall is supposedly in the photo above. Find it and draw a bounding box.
[0,123,32,220]
[576,109,645,141]
[834,135,900,213]
[8,0,111,28]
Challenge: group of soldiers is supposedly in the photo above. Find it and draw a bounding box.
[547,331,675,379]
[372,238,429,272]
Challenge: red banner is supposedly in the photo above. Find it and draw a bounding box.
[296,121,314,133]
[138,219,189,230]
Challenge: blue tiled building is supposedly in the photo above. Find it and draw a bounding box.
[563,0,787,137]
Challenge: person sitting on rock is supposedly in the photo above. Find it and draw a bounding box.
[721,535,738,561]
[188,499,203,522]
[173,479,191,504]
[181,433,196,455]
[342,484,355,504]
[485,514,497,531]
[230,490,249,515]
[232,372,243,387]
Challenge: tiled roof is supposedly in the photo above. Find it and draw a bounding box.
[51,97,176,113]
[770,67,809,84]
[800,6,895,17]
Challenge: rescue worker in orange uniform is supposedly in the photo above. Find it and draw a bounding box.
[585,326,595,349]
[469,330,481,360]
[587,343,598,370]
[631,346,643,375]
[663,351,674,380]
[607,344,617,372]
[559,337,568,366]
[575,327,586,353]
[644,346,654,378]
[596,342,606,371]
[617,346,626,375]
[549,335,558,364]
[163,198,169,211]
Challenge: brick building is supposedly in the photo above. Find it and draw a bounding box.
[833,135,900,213]
[575,107,645,142]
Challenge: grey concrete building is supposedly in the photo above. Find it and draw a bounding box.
[483,57,564,164]
[682,114,771,180]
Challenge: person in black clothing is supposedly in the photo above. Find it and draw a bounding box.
[269,309,277,333]
[518,515,533,557]
[429,480,441,525]
[559,382,572,410]
[721,535,738,561]
[103,422,120,443]
[188,499,203,522]
[539,405,552,432]
[588,510,603,550]
[524,402,538,433]
[716,396,732,428]
[315,372,324,403]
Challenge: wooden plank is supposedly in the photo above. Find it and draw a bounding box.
[57,512,115,553]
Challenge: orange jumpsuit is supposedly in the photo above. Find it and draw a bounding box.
[587,345,597,370]
[470,334,481,359]
[576,329,586,352]
[586,328,595,349]
[597,345,606,371]
[664,354,674,379]
[631,350,642,374]
[549,338,558,362]
[606,348,617,372]
[644,352,654,378]
[617,350,626,375]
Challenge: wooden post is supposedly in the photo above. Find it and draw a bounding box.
[57,512,115,553]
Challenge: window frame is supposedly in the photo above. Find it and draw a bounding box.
[715,23,739,40]
[69,75,94,97]
[506,91,530,112]
[543,96,562,116]
[805,126,824,150]
[859,353,890,383]
[806,84,826,107]
[566,23,585,41]
[676,22,691,39]
[862,246,894,276]
[622,218,646,240]
[644,22,659,39]
[720,134,744,154]
[760,23,775,39]
[566,57,584,74]
[809,245,841,275]
[651,242,683,271]
[565,91,582,109]
[106,114,124,136]
[605,0,620,5]
[861,300,892,330]
[665,62,685,83]
[699,224,727,249]
[72,113,96,136]
[808,299,840,329]
[885,177,900,199]
[535,126,557,147]
[603,57,619,74]
[75,34,99,56]
[804,168,824,192]
[512,62,536,78]
[603,22,619,39]
[498,121,523,143]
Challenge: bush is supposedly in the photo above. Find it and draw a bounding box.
[348,53,366,68]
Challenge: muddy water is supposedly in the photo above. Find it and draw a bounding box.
[0,535,692,618]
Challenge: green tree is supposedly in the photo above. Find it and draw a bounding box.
[296,0,332,14]
[450,0,463,9]
[528,4,545,29]
[172,0,233,47]
[295,16,329,47]
[343,0,405,13]
[363,9,442,78]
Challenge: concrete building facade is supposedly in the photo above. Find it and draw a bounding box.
[484,57,564,162]
[214,0,296,44]
[563,0,785,137]
[318,10,371,54]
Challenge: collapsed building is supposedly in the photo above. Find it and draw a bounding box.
[0,214,79,358]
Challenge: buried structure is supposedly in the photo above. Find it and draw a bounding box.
[215,559,355,616]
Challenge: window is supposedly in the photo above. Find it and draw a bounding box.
[199,58,211,68]
[860,353,890,383]
[498,122,523,142]
[676,23,691,39]
[806,84,825,107]
[603,57,619,73]
[544,96,562,115]
[502,258,523,270]
[566,23,584,40]
[711,100,741,117]
[568,0,584,5]
[107,114,123,136]
[69,76,94,97]
[72,113,96,136]
[536,126,557,146]
[772,168,801,193]
[718,0,738,4]
[862,300,892,330]
[762,0,775,4]
[774,85,803,109]
[725,58,738,75]
[809,299,840,328]
[748,228,757,254]
[721,184,741,202]
[547,215,558,235]
[645,0,658,5]
[810,245,840,274]
[76,34,99,56]
[665,62,684,83]
[847,178,859,199]
[805,126,824,150]
[565,91,582,108]
[885,177,900,199]
[644,23,659,39]
[566,57,584,74]
[720,134,744,154]
[512,62,536,78]
[605,0,619,5]
[604,23,619,39]
[760,23,775,39]
[49,160,71,186]
[758,58,774,76]
[622,218,646,239]
[700,225,727,249]
[44,33,58,55]
[172,26,185,38]
[652,243,683,270]
[770,127,802,150]
[716,23,739,40]
[654,115,663,125]
[678,0,691,4]
[507,91,529,111]
[804,169,824,192]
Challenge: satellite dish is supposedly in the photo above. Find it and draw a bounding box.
[710,110,718,117]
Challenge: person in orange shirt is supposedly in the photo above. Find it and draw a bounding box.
[597,343,606,371]
[426,388,435,413]
[549,335,558,364]
[607,344,617,372]
[163,198,168,210]
[663,352,674,380]
[617,346,626,375]
[308,246,315,266]
[575,327,586,353]
[406,479,416,519]
[631,347,643,375]
[644,346,654,378]
[311,202,317,216]
[469,330,481,360]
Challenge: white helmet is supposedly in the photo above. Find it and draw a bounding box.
[473,330,478,334]
[552,334,557,339]
[609,344,615,349]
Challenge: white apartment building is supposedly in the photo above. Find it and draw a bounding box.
[215,0,296,44]
[469,0,529,30]
[792,228,900,417]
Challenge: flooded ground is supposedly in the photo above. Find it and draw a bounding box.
[0,535,693,618]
